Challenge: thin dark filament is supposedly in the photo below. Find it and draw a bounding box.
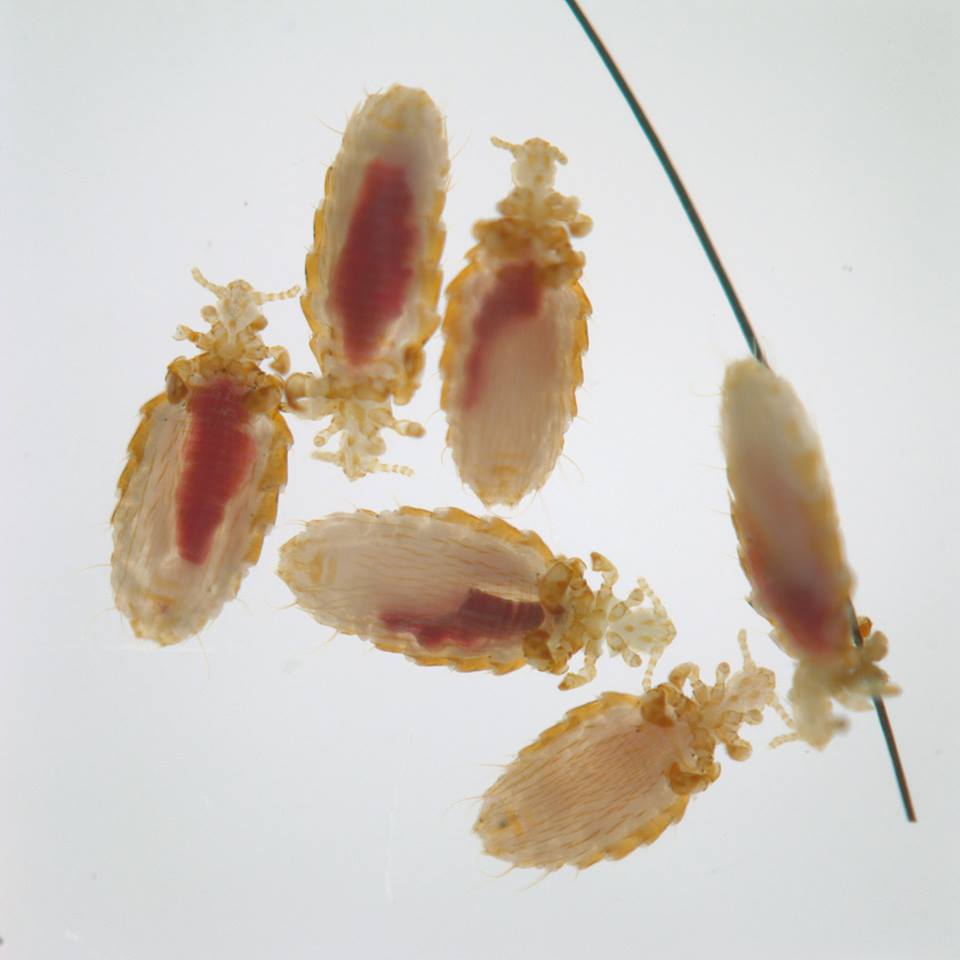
[848,604,916,821]
[563,0,915,822]
[561,0,765,365]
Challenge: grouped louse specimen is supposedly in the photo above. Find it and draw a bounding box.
[475,632,778,870]
[721,358,898,749]
[285,84,450,479]
[278,506,674,690]
[559,0,913,820]
[111,270,298,644]
[111,7,914,877]
[441,136,592,506]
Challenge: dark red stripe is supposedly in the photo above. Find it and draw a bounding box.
[381,589,545,651]
[331,160,418,367]
[462,260,542,409]
[175,378,256,566]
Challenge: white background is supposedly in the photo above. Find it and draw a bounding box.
[2,1,958,957]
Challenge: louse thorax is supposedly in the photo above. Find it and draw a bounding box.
[277,507,675,687]
[720,358,898,748]
[111,270,298,645]
[475,632,779,871]
[440,137,593,507]
[286,85,450,479]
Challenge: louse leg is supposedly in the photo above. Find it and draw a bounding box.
[556,555,617,689]
[769,728,801,749]
[586,558,677,691]
[312,417,344,451]
[708,661,731,705]
[268,345,291,375]
[557,636,602,690]
[668,662,702,699]
[174,323,203,345]
[767,697,797,746]
[283,372,421,478]
[367,405,426,439]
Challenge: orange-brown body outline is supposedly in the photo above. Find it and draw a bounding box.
[278,504,672,684]
[720,358,898,747]
[502,688,693,867]
[439,136,593,506]
[474,633,778,870]
[301,87,448,406]
[112,352,292,644]
[295,505,586,677]
[439,254,591,448]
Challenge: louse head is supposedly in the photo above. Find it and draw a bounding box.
[175,268,298,371]
[669,631,779,762]
[785,620,899,750]
[492,136,567,192]
[488,136,592,242]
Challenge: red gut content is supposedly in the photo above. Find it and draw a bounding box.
[175,377,256,566]
[331,160,418,367]
[381,588,545,651]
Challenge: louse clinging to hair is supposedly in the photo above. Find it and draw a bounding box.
[562,0,913,820]
[720,358,899,749]
[277,506,675,690]
[475,631,780,871]
[440,135,592,507]
[111,269,298,645]
[285,84,450,479]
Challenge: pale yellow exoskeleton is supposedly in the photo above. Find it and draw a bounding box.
[440,136,592,507]
[475,632,779,870]
[286,85,450,479]
[277,506,674,688]
[111,269,298,645]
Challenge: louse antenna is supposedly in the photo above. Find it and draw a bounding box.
[191,267,227,298]
[190,267,300,304]
[256,283,301,304]
[563,0,915,822]
[560,0,765,366]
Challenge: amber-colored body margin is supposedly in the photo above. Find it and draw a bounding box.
[378,509,624,682]
[439,138,592,506]
[477,638,777,870]
[366,506,555,675]
[113,356,292,640]
[439,253,590,423]
[112,392,168,526]
[301,126,448,405]
[280,506,672,686]
[497,689,694,867]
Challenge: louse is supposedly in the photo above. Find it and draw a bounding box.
[562,0,913,818]
[285,84,450,479]
[475,631,779,871]
[440,136,592,507]
[277,506,675,689]
[720,358,898,748]
[111,269,298,645]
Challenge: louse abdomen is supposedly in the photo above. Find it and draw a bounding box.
[113,368,292,645]
[722,358,854,662]
[380,588,546,652]
[476,692,694,870]
[175,377,256,566]
[739,533,852,661]
[277,510,552,667]
[461,260,542,409]
[330,159,419,368]
[440,137,591,507]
